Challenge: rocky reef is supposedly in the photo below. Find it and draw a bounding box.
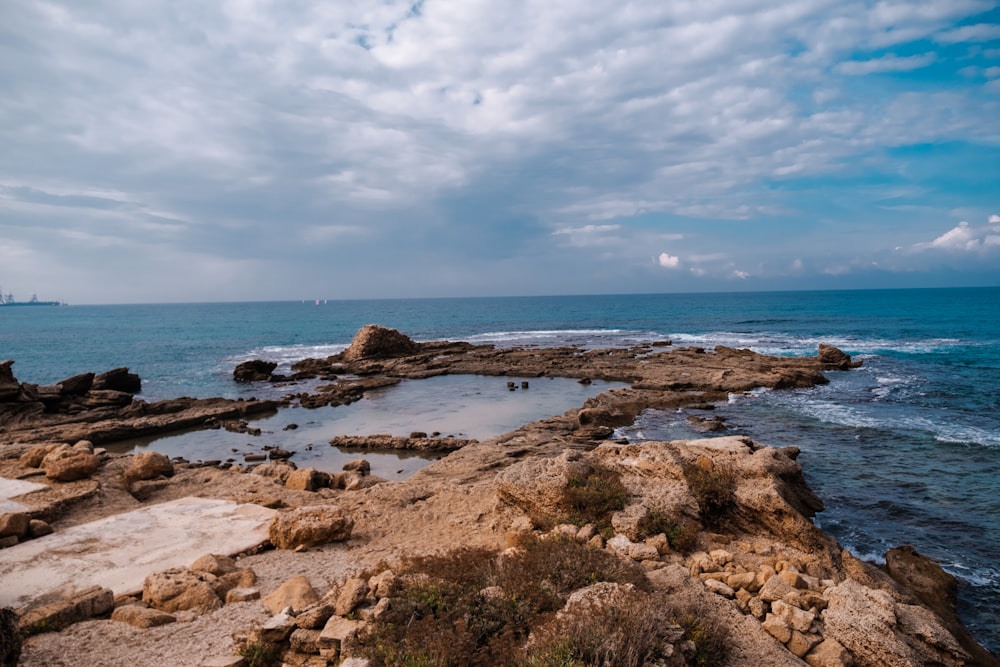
[1,326,996,666]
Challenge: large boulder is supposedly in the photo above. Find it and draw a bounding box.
[233,360,278,383]
[19,586,114,636]
[262,576,320,615]
[818,344,860,370]
[43,448,101,482]
[268,506,354,550]
[55,372,95,396]
[823,578,968,667]
[142,568,223,615]
[885,544,956,621]
[495,450,592,524]
[342,325,419,361]
[92,367,141,394]
[125,451,175,483]
[190,553,239,577]
[0,361,20,402]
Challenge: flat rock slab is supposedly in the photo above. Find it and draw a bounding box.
[0,476,47,513]
[0,497,275,608]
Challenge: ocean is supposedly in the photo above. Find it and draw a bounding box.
[2,287,998,653]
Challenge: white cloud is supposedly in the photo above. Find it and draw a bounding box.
[930,221,978,250]
[989,214,1000,224]
[658,252,681,269]
[1,1,998,301]
[553,224,624,248]
[935,23,1000,44]
[837,53,937,75]
[910,217,1000,254]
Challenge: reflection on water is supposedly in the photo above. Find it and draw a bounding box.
[112,375,625,479]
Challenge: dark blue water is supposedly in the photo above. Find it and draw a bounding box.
[2,287,998,653]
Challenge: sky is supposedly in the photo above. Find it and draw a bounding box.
[1,1,999,304]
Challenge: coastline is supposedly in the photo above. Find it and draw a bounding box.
[2,325,997,665]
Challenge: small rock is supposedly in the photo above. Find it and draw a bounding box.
[226,588,261,604]
[342,459,370,475]
[628,542,660,562]
[190,553,238,576]
[286,467,324,492]
[787,630,823,658]
[290,627,323,654]
[368,570,399,599]
[263,576,320,615]
[319,616,364,659]
[762,613,792,644]
[727,571,758,591]
[606,534,633,554]
[804,638,853,667]
[704,579,736,598]
[260,609,296,643]
[771,599,816,633]
[335,577,369,616]
[110,605,176,628]
[294,603,335,630]
[28,519,53,538]
[758,571,795,602]
[0,513,29,539]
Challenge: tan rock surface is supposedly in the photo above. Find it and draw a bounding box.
[3,335,995,667]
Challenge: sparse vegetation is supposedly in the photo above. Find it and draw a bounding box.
[557,463,627,535]
[357,537,650,667]
[520,590,683,667]
[670,608,732,667]
[238,640,281,667]
[684,461,737,527]
[635,508,700,554]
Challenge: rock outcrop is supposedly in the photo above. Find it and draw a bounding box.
[268,506,354,549]
[7,328,994,667]
[233,360,278,383]
[341,325,420,361]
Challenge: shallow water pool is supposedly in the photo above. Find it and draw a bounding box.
[112,374,625,479]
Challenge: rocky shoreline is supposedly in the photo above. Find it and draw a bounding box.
[1,325,996,666]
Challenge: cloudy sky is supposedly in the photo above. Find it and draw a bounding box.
[1,1,998,304]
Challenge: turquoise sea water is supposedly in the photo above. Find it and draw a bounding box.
[2,287,998,653]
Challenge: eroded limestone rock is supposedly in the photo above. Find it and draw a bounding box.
[268,505,354,550]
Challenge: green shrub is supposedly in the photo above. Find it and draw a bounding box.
[357,538,650,667]
[238,641,281,667]
[670,608,732,667]
[635,508,700,554]
[558,464,627,534]
[684,461,737,527]
[520,590,691,667]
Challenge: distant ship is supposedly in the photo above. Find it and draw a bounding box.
[0,288,62,307]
